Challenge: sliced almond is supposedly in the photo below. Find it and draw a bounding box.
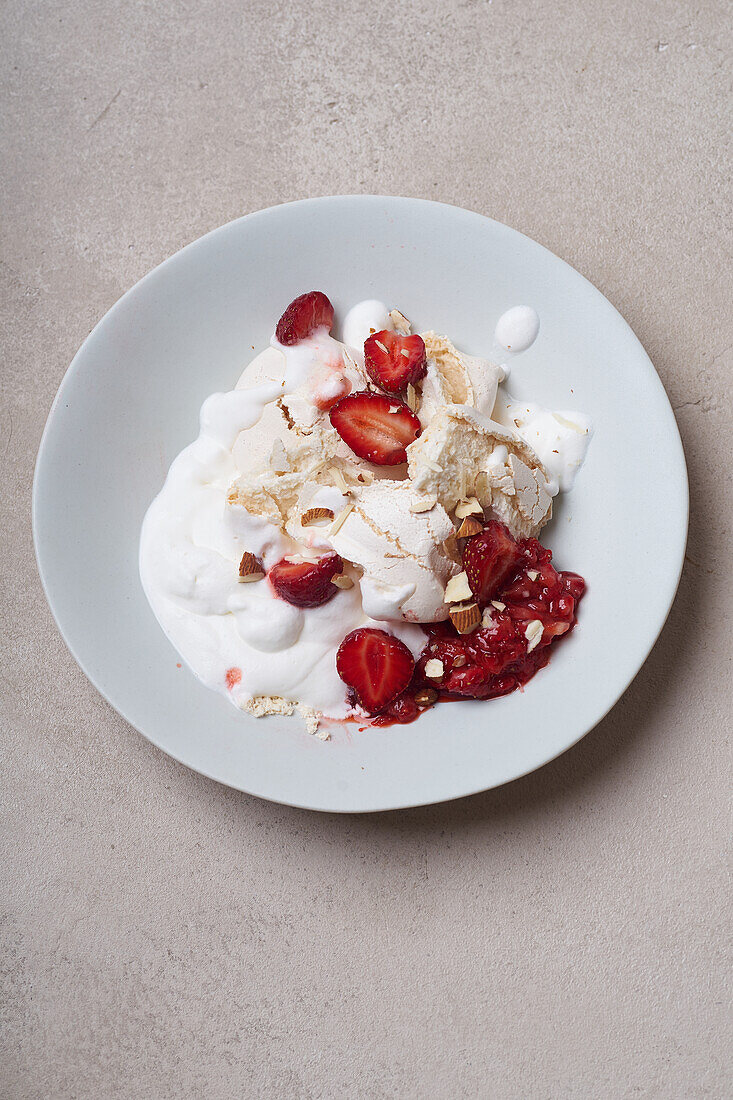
[268,438,290,474]
[238,552,265,582]
[356,469,374,485]
[452,654,467,668]
[444,571,473,604]
[410,495,437,514]
[375,339,389,355]
[328,466,351,494]
[527,569,539,582]
[490,600,506,612]
[456,516,483,539]
[389,308,411,335]
[399,348,410,359]
[424,658,444,679]
[301,507,334,527]
[449,602,481,635]
[329,502,355,536]
[414,687,438,707]
[525,619,544,653]
[454,497,482,519]
[442,534,459,560]
[481,607,494,628]
[331,574,354,589]
[406,383,418,412]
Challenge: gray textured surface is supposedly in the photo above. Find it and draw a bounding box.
[2,0,732,1097]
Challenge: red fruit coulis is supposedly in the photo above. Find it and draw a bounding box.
[225,667,242,690]
[372,535,585,726]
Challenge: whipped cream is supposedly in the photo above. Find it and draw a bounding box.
[493,399,594,495]
[342,299,394,351]
[140,298,592,735]
[494,305,540,353]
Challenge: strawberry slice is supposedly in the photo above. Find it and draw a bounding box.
[336,628,415,714]
[364,330,427,393]
[269,553,344,608]
[275,291,335,346]
[329,391,421,465]
[462,520,524,604]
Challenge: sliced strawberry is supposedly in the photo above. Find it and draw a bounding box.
[329,391,421,465]
[336,628,415,715]
[462,520,524,604]
[269,553,344,608]
[364,330,427,393]
[275,291,335,346]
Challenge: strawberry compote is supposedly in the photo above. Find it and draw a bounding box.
[374,532,585,725]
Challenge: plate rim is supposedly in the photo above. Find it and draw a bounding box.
[32,195,689,812]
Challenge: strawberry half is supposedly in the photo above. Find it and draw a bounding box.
[336,628,415,715]
[462,520,524,604]
[275,291,335,346]
[329,391,421,465]
[269,553,344,608]
[364,330,427,393]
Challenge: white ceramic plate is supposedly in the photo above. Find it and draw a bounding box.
[33,196,688,812]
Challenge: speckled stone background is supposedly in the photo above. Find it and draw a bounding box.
[2,0,731,1096]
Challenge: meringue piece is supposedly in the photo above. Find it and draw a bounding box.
[329,480,459,623]
[422,331,505,417]
[406,405,553,539]
[229,420,340,522]
[360,577,417,621]
[417,358,452,430]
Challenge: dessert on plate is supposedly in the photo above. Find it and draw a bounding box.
[140,292,593,739]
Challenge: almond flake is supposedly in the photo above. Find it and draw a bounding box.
[414,687,438,707]
[409,495,437,514]
[329,503,355,536]
[481,607,494,628]
[452,655,467,668]
[456,516,483,539]
[424,658,444,679]
[357,469,374,484]
[389,308,411,334]
[375,339,389,355]
[238,552,265,582]
[454,497,482,519]
[400,348,410,358]
[269,438,290,473]
[525,619,544,653]
[330,574,354,589]
[449,602,481,635]
[406,383,418,412]
[301,507,335,527]
[444,571,472,604]
[389,405,399,413]
[527,569,539,581]
[328,466,351,493]
[491,600,506,611]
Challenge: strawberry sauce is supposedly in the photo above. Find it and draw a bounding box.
[373,533,585,726]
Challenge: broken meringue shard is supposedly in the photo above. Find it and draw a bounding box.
[328,480,460,623]
[407,404,553,539]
